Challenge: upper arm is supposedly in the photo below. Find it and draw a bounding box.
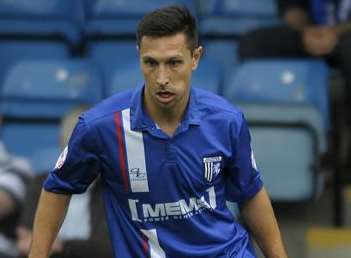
[43,117,101,194]
[225,113,263,204]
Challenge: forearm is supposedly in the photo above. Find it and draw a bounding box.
[241,187,288,258]
[28,189,71,258]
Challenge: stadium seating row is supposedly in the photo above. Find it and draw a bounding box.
[0,57,330,202]
[0,0,279,43]
[0,0,332,203]
[0,0,278,86]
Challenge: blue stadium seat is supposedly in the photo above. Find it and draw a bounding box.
[88,41,138,66]
[226,60,330,201]
[0,42,69,89]
[0,0,84,46]
[197,0,278,17]
[107,60,143,96]
[2,121,60,173]
[192,57,221,94]
[240,104,325,201]
[197,0,280,37]
[228,60,330,129]
[87,40,139,96]
[0,0,84,88]
[0,59,103,118]
[0,58,102,173]
[203,40,239,95]
[30,146,61,174]
[85,0,197,37]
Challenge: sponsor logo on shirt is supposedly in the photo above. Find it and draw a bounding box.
[203,156,222,183]
[54,146,68,169]
[128,186,217,223]
[129,168,147,181]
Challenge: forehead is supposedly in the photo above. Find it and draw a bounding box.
[139,33,191,59]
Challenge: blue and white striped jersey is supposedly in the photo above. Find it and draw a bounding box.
[44,86,263,258]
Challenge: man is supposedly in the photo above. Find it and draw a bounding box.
[239,0,351,176]
[239,0,351,60]
[17,106,112,258]
[29,6,288,258]
[239,0,351,119]
[0,140,32,258]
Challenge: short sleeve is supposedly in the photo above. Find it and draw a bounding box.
[226,113,263,204]
[43,116,100,194]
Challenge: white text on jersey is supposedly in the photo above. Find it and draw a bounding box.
[128,187,217,222]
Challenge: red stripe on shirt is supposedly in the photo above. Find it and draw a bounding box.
[114,112,129,193]
[142,233,149,256]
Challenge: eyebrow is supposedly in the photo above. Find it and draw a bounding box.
[142,55,183,61]
[142,56,157,61]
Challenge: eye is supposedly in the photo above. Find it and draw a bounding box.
[144,59,158,67]
[168,59,182,67]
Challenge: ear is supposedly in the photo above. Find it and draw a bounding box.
[191,46,203,71]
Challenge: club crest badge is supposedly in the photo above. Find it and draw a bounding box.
[203,156,222,183]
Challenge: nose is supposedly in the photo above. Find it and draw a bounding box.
[156,65,169,86]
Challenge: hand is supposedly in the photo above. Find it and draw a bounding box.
[303,26,339,56]
[16,226,32,256]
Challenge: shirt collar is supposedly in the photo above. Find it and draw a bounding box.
[129,85,201,131]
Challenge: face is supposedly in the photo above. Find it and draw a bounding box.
[139,33,202,116]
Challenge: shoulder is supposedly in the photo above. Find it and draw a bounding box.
[64,90,134,150]
[80,89,134,127]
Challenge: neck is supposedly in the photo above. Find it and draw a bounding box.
[144,91,189,136]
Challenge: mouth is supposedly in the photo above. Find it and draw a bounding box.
[156,91,176,105]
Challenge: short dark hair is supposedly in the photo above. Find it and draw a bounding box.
[137,5,198,52]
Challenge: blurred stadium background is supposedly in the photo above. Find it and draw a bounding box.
[0,0,350,257]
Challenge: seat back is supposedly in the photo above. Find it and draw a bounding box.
[87,40,139,96]
[244,102,327,199]
[2,120,60,168]
[1,59,103,118]
[203,40,239,95]
[192,57,222,94]
[212,0,278,17]
[107,61,143,96]
[0,41,69,88]
[198,0,280,37]
[229,60,330,129]
[227,60,331,201]
[86,0,196,18]
[0,0,84,45]
[236,103,325,201]
[85,0,197,37]
[252,124,318,200]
